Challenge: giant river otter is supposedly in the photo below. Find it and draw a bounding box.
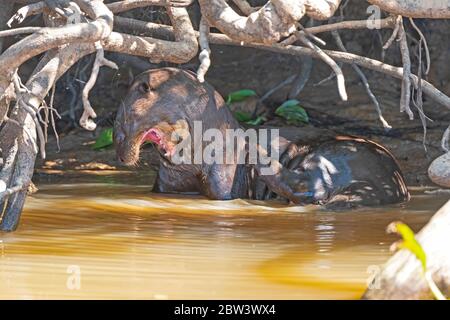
[114,68,409,207]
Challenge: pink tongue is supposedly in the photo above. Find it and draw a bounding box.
[142,128,161,144]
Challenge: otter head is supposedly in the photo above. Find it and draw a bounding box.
[114,68,200,166]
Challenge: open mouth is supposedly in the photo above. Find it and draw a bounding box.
[141,127,176,159]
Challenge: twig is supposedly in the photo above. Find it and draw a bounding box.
[196,17,211,83]
[139,26,450,109]
[383,15,401,50]
[409,17,430,75]
[288,19,315,99]
[332,30,391,130]
[0,27,42,38]
[411,38,430,152]
[39,104,49,142]
[282,16,397,45]
[107,0,194,13]
[7,2,45,27]
[288,56,313,99]
[12,72,44,158]
[260,75,296,103]
[441,125,450,153]
[313,68,340,86]
[49,84,61,151]
[398,18,414,120]
[294,26,326,47]
[80,42,118,131]
[296,32,347,101]
[411,90,429,153]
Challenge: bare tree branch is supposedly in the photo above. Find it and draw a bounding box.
[297,32,347,101]
[0,27,42,38]
[206,32,450,109]
[398,19,414,120]
[282,15,397,45]
[80,43,118,131]
[113,15,174,39]
[199,0,342,44]
[198,0,296,44]
[107,0,194,14]
[7,1,46,27]
[103,7,197,63]
[196,17,211,83]
[409,17,430,75]
[383,15,401,50]
[0,0,16,52]
[332,30,391,129]
[441,125,450,153]
[0,0,114,98]
[368,0,450,19]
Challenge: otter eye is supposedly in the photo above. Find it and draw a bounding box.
[138,82,150,94]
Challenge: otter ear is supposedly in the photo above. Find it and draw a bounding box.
[138,81,150,94]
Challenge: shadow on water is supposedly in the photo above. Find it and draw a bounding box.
[0,171,447,299]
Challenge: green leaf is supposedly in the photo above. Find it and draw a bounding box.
[234,111,266,126]
[246,116,266,126]
[226,89,257,104]
[92,127,114,150]
[278,99,302,109]
[234,111,252,122]
[388,221,447,300]
[389,222,427,272]
[275,99,309,125]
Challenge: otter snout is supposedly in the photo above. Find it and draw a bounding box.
[113,120,136,165]
[113,128,127,164]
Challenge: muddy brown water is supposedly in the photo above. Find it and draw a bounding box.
[0,171,447,299]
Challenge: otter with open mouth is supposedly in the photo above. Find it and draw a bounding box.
[114,68,410,207]
[141,120,187,160]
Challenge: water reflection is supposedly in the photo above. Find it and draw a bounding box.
[0,174,447,299]
[315,215,336,255]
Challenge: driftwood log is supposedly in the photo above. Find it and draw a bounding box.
[363,200,450,299]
